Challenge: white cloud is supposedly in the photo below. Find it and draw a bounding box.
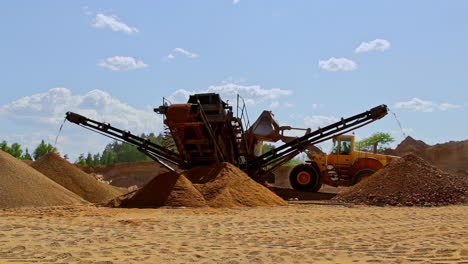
[303,115,339,129]
[82,6,92,16]
[318,57,358,72]
[167,83,293,108]
[93,13,139,34]
[270,101,280,108]
[355,39,391,53]
[173,48,199,58]
[233,0,240,4]
[311,103,322,109]
[394,98,461,112]
[0,88,163,160]
[98,56,148,71]
[270,101,294,109]
[438,103,460,111]
[167,53,175,60]
[0,88,161,131]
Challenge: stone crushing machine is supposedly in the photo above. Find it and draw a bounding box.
[65,93,388,189]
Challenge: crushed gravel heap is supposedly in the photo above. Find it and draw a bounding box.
[0,150,87,209]
[110,162,286,208]
[32,153,125,203]
[394,136,429,154]
[186,162,287,207]
[333,154,468,206]
[108,172,207,208]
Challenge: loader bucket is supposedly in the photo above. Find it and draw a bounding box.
[248,111,282,142]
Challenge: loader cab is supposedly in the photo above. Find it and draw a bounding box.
[327,135,355,173]
[330,135,354,156]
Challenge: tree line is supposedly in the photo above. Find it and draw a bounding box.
[74,133,170,166]
[0,133,167,165]
[1,140,56,160]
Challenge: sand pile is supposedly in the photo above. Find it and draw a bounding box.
[186,163,287,207]
[109,172,207,208]
[334,154,468,206]
[110,162,286,208]
[0,150,87,209]
[32,153,125,203]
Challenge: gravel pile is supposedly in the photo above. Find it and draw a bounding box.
[333,154,468,206]
[187,162,287,207]
[108,171,207,208]
[110,162,286,208]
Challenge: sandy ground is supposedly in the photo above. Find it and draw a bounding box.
[0,204,466,264]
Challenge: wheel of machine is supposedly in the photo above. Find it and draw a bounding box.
[289,164,322,192]
[352,169,376,185]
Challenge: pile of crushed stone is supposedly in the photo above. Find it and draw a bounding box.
[333,154,468,206]
[108,172,207,208]
[186,162,287,207]
[0,150,87,209]
[394,136,429,154]
[109,162,286,208]
[32,153,125,203]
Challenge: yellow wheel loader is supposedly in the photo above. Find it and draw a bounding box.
[289,135,399,192]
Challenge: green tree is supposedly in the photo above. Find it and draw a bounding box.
[10,143,23,159]
[93,153,101,166]
[356,132,394,153]
[21,148,33,160]
[33,140,57,160]
[85,153,93,166]
[0,140,12,154]
[100,149,117,165]
[76,153,88,166]
[0,141,25,159]
[1,141,34,160]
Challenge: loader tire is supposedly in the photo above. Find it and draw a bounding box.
[352,169,376,185]
[289,164,322,192]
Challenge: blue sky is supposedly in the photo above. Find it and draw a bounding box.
[1,1,467,159]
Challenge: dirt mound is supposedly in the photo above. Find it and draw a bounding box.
[110,162,286,208]
[392,136,468,176]
[32,153,125,203]
[77,161,168,188]
[109,171,207,208]
[423,140,468,175]
[0,150,87,209]
[395,136,429,154]
[186,162,287,207]
[333,154,468,206]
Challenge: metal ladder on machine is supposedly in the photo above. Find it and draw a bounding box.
[232,94,251,164]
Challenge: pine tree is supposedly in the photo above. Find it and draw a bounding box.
[33,140,57,160]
